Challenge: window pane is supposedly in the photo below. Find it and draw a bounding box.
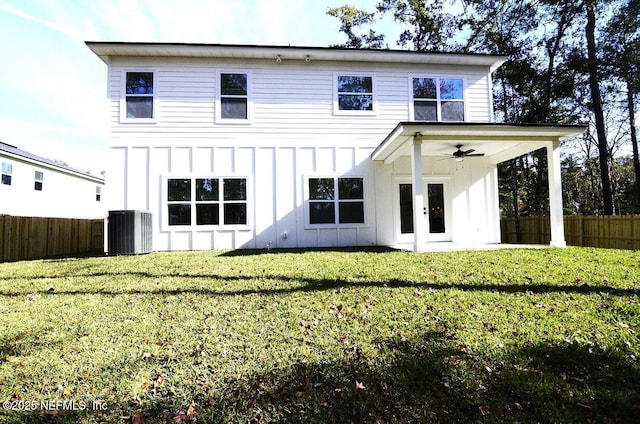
[310,202,335,224]
[440,79,463,99]
[2,163,12,173]
[339,202,364,223]
[414,101,437,121]
[196,204,219,225]
[337,76,372,93]
[428,184,446,233]
[35,171,43,181]
[413,78,436,99]
[196,178,218,201]
[221,73,247,95]
[221,98,248,119]
[168,204,191,226]
[223,179,246,201]
[34,181,43,191]
[126,72,153,94]
[338,178,363,199]
[126,97,153,119]
[224,203,246,225]
[1,175,11,185]
[399,184,414,234]
[309,178,334,200]
[338,94,373,111]
[441,101,464,121]
[168,179,191,201]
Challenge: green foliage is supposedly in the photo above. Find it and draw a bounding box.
[376,0,459,51]
[0,248,639,423]
[326,6,386,49]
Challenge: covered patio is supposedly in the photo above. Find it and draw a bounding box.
[372,122,587,251]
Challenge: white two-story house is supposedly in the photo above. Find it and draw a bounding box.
[87,42,584,251]
[0,141,105,219]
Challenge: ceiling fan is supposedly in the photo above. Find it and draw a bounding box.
[445,144,485,162]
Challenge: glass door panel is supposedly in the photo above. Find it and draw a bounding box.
[427,183,445,234]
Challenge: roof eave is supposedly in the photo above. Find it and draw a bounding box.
[85,41,506,68]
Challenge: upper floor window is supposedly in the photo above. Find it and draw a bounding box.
[123,71,155,121]
[219,73,249,121]
[1,162,12,185]
[308,177,365,226]
[335,74,375,113]
[34,171,43,191]
[96,186,102,202]
[167,177,248,227]
[411,77,464,122]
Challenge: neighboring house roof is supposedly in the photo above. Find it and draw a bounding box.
[0,141,104,183]
[86,41,507,71]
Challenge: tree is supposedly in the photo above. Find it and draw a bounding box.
[602,0,640,211]
[586,0,615,214]
[376,0,460,51]
[326,6,385,49]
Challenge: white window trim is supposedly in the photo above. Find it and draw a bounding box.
[304,175,368,229]
[216,70,252,124]
[333,72,377,116]
[408,74,467,122]
[162,175,252,231]
[120,69,158,123]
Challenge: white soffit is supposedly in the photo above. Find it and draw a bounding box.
[371,123,587,164]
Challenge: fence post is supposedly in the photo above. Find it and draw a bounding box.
[578,215,584,247]
[1,216,9,262]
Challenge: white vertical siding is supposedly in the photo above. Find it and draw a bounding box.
[275,147,297,248]
[126,147,149,211]
[107,148,127,210]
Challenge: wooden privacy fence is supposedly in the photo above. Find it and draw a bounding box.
[0,216,104,262]
[501,215,640,250]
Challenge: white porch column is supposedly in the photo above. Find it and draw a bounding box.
[547,140,566,247]
[412,134,426,251]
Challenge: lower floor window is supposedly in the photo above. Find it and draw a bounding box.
[167,177,247,226]
[308,177,364,225]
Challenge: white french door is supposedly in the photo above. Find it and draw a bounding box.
[397,180,451,243]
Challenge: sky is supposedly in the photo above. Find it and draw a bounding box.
[0,0,399,175]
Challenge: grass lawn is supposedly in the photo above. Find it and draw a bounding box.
[0,247,639,423]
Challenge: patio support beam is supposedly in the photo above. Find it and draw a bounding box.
[411,134,426,251]
[547,140,566,247]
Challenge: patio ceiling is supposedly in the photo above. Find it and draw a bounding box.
[371,122,587,165]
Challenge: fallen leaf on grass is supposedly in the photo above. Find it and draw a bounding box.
[131,411,144,424]
[187,402,196,418]
[173,402,196,423]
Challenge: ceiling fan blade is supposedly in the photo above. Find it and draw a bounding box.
[462,149,476,155]
[465,153,485,157]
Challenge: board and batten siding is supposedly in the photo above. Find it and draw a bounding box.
[109,144,376,250]
[105,56,494,250]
